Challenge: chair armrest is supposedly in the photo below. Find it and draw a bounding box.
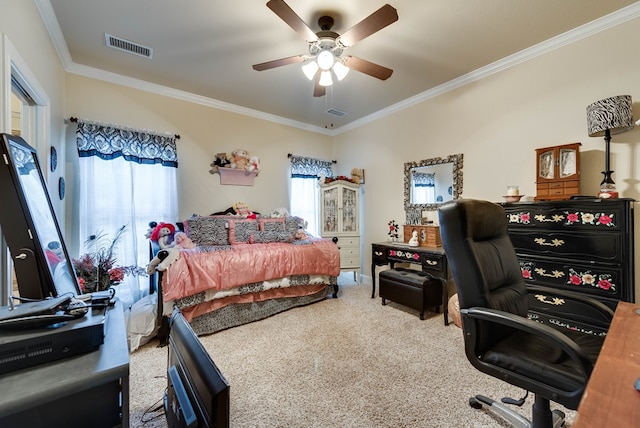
[526,284,614,328]
[462,307,594,378]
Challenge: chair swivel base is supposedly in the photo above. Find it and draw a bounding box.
[470,394,565,428]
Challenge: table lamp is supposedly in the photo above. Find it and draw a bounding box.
[586,95,634,198]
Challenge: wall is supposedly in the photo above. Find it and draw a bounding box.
[333,16,640,294]
[63,75,333,253]
[15,4,637,296]
[0,0,67,219]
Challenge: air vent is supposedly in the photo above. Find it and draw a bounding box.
[325,108,347,117]
[105,34,153,59]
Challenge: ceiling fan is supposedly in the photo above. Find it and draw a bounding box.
[252,0,398,97]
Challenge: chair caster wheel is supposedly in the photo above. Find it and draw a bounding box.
[469,397,483,409]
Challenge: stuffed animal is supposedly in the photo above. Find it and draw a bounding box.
[247,156,260,172]
[233,201,256,219]
[270,207,289,218]
[228,149,250,170]
[146,248,180,274]
[144,221,158,239]
[214,152,230,168]
[351,168,363,184]
[146,231,196,274]
[150,222,176,249]
[173,231,195,249]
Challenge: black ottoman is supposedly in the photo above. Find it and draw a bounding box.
[379,267,443,321]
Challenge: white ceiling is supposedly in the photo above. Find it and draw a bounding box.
[41,0,639,133]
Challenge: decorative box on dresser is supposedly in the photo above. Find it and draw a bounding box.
[503,198,635,311]
[320,180,361,282]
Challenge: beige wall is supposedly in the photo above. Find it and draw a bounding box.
[63,75,333,239]
[3,1,639,297]
[0,0,67,218]
[334,16,640,293]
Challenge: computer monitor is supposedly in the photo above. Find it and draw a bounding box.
[0,133,80,299]
[165,309,230,428]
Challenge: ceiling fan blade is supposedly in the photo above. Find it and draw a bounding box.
[337,4,398,47]
[313,73,326,97]
[252,55,307,71]
[267,0,318,42]
[343,56,393,80]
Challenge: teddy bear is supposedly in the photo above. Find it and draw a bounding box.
[228,149,250,170]
[214,152,230,168]
[209,152,231,174]
[351,168,363,184]
[150,222,176,250]
[247,156,260,172]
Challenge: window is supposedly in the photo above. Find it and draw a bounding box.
[75,121,178,307]
[411,171,436,205]
[289,155,333,237]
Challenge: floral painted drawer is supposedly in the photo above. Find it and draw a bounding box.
[502,198,635,309]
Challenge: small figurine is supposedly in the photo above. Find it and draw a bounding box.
[408,230,419,247]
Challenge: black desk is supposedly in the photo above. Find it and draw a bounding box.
[371,242,450,325]
[0,301,130,427]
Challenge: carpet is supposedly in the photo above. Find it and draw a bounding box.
[128,276,576,427]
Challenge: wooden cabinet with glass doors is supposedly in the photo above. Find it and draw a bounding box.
[320,180,361,282]
[535,142,581,200]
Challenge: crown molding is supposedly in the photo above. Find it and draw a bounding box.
[37,0,640,137]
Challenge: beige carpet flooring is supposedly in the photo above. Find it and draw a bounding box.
[128,276,576,427]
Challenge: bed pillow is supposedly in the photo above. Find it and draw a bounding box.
[184,216,231,246]
[252,230,294,244]
[228,219,259,244]
[284,216,306,234]
[258,218,286,232]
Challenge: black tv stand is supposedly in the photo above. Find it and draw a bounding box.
[0,301,130,427]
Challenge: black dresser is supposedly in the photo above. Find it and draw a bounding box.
[502,198,635,310]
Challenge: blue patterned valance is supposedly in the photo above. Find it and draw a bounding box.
[412,172,435,187]
[76,121,178,167]
[290,155,333,178]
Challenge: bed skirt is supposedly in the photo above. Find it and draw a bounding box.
[187,285,331,336]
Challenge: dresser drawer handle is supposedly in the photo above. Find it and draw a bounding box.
[533,294,565,306]
[425,260,438,266]
[533,237,565,247]
[534,268,565,278]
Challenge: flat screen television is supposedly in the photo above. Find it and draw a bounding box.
[165,309,230,428]
[0,133,80,299]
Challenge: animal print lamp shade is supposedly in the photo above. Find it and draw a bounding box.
[586,95,634,137]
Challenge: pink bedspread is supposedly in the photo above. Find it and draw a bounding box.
[162,238,340,302]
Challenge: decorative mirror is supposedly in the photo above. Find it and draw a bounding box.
[404,153,463,224]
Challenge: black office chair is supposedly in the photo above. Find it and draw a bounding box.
[438,199,613,428]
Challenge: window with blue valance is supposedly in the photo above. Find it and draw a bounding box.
[412,171,435,187]
[289,154,333,178]
[76,122,178,167]
[74,119,178,307]
[289,155,334,237]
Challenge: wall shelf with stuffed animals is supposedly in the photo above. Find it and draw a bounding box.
[209,149,260,186]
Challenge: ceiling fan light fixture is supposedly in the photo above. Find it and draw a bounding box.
[332,61,350,81]
[317,50,335,70]
[301,61,319,80]
[319,70,333,86]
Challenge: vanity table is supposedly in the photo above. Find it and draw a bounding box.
[380,152,461,325]
[371,242,449,325]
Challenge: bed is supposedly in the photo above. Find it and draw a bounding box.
[152,213,340,339]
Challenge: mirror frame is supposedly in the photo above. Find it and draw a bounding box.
[404,153,463,223]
